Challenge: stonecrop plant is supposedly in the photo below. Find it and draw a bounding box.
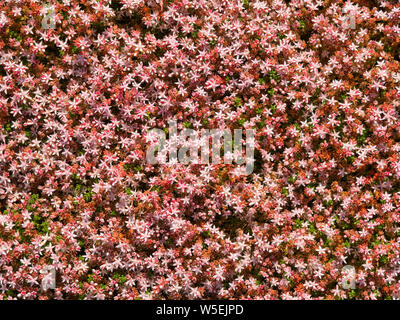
[0,0,400,300]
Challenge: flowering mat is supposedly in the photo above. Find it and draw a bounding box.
[1,0,400,300]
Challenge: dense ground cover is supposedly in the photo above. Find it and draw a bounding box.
[0,0,400,299]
